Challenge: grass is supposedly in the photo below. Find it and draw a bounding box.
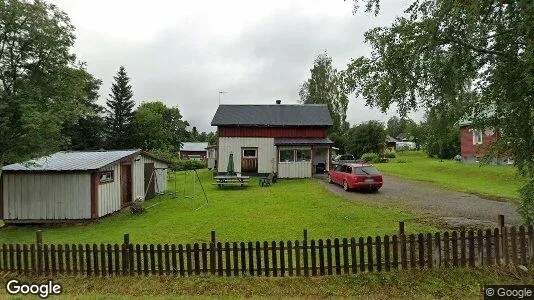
[0,170,435,244]
[376,151,525,202]
[1,266,532,299]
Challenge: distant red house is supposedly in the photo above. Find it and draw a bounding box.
[459,122,511,165]
[179,142,208,161]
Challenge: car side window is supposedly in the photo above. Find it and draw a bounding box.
[335,165,343,171]
[340,165,347,173]
[355,168,364,175]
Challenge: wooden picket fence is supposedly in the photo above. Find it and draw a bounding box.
[0,223,533,277]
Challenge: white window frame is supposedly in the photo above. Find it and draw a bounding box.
[99,171,114,184]
[279,149,295,163]
[473,130,483,145]
[242,148,257,158]
[296,149,312,162]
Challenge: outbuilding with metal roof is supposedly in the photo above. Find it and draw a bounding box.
[0,150,171,223]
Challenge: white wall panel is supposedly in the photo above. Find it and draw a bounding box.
[218,137,276,173]
[98,164,121,217]
[277,162,312,178]
[3,173,91,220]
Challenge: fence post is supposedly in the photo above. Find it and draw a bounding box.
[498,215,505,264]
[36,230,43,275]
[211,231,216,244]
[399,222,405,236]
[36,230,43,245]
[123,233,130,275]
[303,229,308,242]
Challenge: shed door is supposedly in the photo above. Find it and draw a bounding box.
[144,163,156,199]
[241,148,258,173]
[121,163,133,206]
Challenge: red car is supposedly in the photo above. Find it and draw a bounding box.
[327,162,383,191]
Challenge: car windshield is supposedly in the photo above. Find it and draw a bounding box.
[354,167,380,175]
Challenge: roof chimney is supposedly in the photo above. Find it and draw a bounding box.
[276,100,281,105]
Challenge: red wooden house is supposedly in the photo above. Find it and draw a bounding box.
[459,122,512,164]
[211,102,334,178]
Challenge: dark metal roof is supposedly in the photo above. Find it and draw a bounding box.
[211,104,333,127]
[386,136,398,143]
[1,150,170,172]
[274,137,334,146]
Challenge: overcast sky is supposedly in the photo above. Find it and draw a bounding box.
[51,0,422,132]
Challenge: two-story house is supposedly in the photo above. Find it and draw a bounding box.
[459,121,512,165]
[210,102,334,178]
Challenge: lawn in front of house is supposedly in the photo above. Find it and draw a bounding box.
[1,266,532,299]
[376,151,525,201]
[0,169,435,244]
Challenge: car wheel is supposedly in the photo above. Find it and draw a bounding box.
[327,175,333,183]
[343,180,349,191]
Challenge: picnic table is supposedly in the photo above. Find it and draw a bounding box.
[213,175,250,188]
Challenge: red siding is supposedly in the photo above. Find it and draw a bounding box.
[218,127,328,138]
[460,126,500,157]
[180,151,207,160]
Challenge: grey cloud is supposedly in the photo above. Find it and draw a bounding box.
[71,0,418,133]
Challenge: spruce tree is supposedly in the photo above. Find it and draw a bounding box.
[105,66,135,149]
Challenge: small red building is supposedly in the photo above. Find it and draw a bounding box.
[459,122,511,164]
[179,142,208,161]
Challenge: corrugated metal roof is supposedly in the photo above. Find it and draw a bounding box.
[211,104,333,126]
[180,142,208,152]
[2,150,141,172]
[274,138,334,145]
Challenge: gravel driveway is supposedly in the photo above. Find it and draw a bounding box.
[319,175,522,227]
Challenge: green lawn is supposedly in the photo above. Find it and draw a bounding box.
[376,151,525,201]
[0,170,435,244]
[1,266,532,299]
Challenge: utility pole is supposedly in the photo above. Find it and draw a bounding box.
[218,91,227,104]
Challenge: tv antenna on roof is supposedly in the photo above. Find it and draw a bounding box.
[218,91,227,104]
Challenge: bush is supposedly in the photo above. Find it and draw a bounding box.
[519,179,534,225]
[361,152,380,163]
[174,159,206,171]
[384,152,396,158]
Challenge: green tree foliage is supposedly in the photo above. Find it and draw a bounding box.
[386,116,404,138]
[344,120,386,159]
[207,132,217,146]
[132,101,189,152]
[0,0,97,165]
[421,108,460,159]
[63,72,105,150]
[347,0,534,222]
[299,53,349,134]
[106,66,135,149]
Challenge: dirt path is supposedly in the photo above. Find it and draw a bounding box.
[319,175,521,227]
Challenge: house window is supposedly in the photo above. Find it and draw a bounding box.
[99,171,114,183]
[279,150,295,162]
[242,149,257,158]
[296,150,311,162]
[473,130,483,145]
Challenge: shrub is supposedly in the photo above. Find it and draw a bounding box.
[361,152,380,163]
[384,152,396,158]
[519,179,534,225]
[174,159,206,171]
